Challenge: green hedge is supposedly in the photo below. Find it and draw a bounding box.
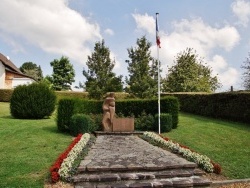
[0,89,13,102]
[0,90,130,102]
[55,91,130,102]
[57,97,179,131]
[69,114,95,136]
[171,92,250,124]
[55,91,89,102]
[57,99,76,131]
[154,113,173,132]
[135,111,155,131]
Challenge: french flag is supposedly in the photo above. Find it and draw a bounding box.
[156,13,161,48]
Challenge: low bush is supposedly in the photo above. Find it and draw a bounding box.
[154,113,172,132]
[89,113,103,131]
[135,111,155,131]
[69,114,95,136]
[10,82,56,119]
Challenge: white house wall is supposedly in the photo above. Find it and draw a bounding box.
[0,62,5,89]
[12,78,34,88]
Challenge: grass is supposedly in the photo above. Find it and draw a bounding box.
[0,102,72,188]
[163,112,250,179]
[0,102,249,187]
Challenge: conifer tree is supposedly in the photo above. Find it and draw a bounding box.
[83,40,123,99]
[125,36,158,98]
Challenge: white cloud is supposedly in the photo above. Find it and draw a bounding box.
[133,14,241,91]
[219,67,239,88]
[0,33,25,53]
[0,0,102,64]
[132,13,155,34]
[208,55,227,73]
[231,0,250,27]
[109,51,121,70]
[208,55,239,88]
[162,19,240,90]
[171,18,240,52]
[104,28,114,36]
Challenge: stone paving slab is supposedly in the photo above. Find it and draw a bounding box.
[74,169,206,183]
[78,135,196,173]
[75,177,212,188]
[74,134,212,188]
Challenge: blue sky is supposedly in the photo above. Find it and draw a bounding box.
[0,0,250,91]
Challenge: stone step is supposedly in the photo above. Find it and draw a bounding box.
[73,168,205,183]
[77,163,198,173]
[73,168,210,187]
[74,176,212,188]
[73,134,212,187]
[94,131,144,136]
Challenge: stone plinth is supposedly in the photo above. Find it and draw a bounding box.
[112,118,134,132]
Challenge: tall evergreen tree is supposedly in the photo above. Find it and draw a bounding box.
[241,52,250,90]
[125,36,158,98]
[83,40,123,99]
[20,62,43,81]
[50,56,75,91]
[162,48,221,92]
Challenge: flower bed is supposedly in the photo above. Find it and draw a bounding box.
[143,131,221,174]
[50,133,91,182]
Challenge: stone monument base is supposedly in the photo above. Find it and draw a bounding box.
[112,118,134,132]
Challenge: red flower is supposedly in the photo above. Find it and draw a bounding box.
[49,134,83,182]
[51,171,60,182]
[212,161,222,174]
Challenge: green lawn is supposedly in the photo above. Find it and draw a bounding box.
[0,102,72,188]
[163,113,250,179]
[0,102,249,188]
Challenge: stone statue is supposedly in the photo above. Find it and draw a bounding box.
[102,92,115,132]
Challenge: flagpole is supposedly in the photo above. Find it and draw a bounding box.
[156,12,161,134]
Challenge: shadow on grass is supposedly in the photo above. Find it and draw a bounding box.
[0,115,14,119]
[180,112,250,131]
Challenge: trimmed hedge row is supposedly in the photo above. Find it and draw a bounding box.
[56,91,89,102]
[0,90,131,102]
[171,92,250,124]
[57,96,179,131]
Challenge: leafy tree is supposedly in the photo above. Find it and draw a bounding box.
[241,52,250,90]
[125,36,158,98]
[50,56,75,91]
[83,40,123,99]
[162,48,221,92]
[20,62,43,81]
[40,75,53,89]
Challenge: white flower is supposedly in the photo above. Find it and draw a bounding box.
[58,133,91,179]
[143,132,214,173]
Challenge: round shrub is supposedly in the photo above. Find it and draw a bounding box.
[135,111,155,131]
[154,113,173,132]
[69,114,95,136]
[10,82,56,119]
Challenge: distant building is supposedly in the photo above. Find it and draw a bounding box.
[0,53,35,89]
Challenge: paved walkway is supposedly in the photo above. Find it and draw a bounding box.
[74,134,211,187]
[78,134,196,172]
